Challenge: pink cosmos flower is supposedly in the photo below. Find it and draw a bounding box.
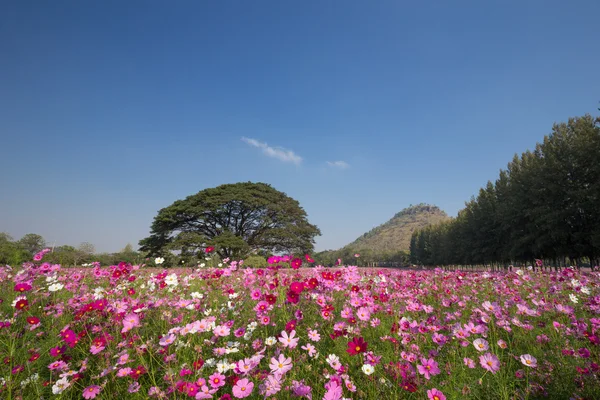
[209,372,226,389]
[236,358,257,375]
[232,378,254,398]
[473,338,489,352]
[427,388,446,400]
[117,367,132,377]
[323,380,343,400]
[213,325,231,337]
[356,307,371,321]
[269,353,293,375]
[479,353,500,373]
[308,329,321,342]
[195,385,216,399]
[159,333,176,346]
[520,354,537,368]
[48,360,68,371]
[464,357,475,368]
[122,313,140,333]
[302,343,318,357]
[82,385,101,399]
[261,374,282,396]
[279,330,299,348]
[128,382,141,393]
[417,358,440,380]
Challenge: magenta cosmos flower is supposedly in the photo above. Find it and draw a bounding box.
[346,336,368,355]
[82,385,101,399]
[479,353,500,373]
[417,358,441,380]
[232,378,254,398]
[427,388,447,400]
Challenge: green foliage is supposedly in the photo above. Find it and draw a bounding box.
[140,182,321,259]
[17,233,46,255]
[243,255,268,268]
[411,114,600,267]
[0,233,30,266]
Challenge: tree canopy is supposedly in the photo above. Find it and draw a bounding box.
[410,114,600,268]
[139,182,321,259]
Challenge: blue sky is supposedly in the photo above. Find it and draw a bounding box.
[1,1,599,253]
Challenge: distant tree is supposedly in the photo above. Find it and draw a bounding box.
[18,233,46,255]
[45,245,78,266]
[140,182,321,259]
[121,243,135,253]
[0,232,29,266]
[78,242,96,255]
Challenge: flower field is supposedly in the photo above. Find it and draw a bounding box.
[1,253,600,399]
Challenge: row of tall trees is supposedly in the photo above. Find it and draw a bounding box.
[410,114,600,268]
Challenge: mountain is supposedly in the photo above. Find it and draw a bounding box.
[346,204,450,253]
[315,204,450,265]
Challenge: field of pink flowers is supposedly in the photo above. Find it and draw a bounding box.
[1,252,600,400]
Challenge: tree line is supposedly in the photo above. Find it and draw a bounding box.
[410,113,600,269]
[0,233,143,267]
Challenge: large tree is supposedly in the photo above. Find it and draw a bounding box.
[139,182,321,259]
[18,233,46,255]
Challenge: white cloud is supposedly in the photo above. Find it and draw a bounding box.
[241,137,302,165]
[326,160,350,169]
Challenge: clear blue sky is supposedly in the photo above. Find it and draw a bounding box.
[1,1,599,253]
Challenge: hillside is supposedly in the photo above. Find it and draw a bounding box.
[315,204,450,265]
[346,204,450,253]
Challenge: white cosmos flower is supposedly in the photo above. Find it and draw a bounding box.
[265,337,277,346]
[216,359,234,373]
[190,292,204,299]
[569,293,579,303]
[516,269,524,276]
[52,377,70,394]
[93,287,105,299]
[362,364,375,375]
[154,257,165,264]
[571,279,580,287]
[581,286,591,295]
[204,358,216,367]
[164,273,178,286]
[48,283,64,292]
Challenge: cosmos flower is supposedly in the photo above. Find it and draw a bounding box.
[520,354,537,368]
[362,364,375,375]
[346,336,368,355]
[82,385,101,399]
[269,353,293,375]
[417,358,441,380]
[279,330,299,348]
[427,388,446,400]
[473,338,489,352]
[232,378,254,398]
[479,353,500,373]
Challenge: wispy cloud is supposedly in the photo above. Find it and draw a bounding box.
[326,160,350,169]
[241,137,302,165]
